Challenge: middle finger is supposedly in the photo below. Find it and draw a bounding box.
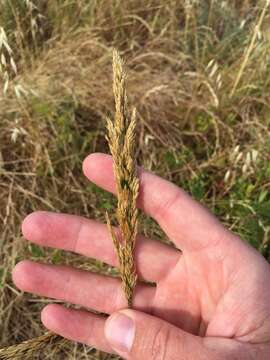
[13,261,155,314]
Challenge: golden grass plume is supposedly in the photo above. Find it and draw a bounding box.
[0,332,63,360]
[106,49,139,308]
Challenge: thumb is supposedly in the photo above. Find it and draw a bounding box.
[104,309,212,360]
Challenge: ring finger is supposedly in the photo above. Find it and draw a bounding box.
[22,211,180,283]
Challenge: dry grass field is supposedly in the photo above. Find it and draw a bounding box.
[0,1,270,359]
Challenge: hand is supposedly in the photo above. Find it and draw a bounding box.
[13,153,270,359]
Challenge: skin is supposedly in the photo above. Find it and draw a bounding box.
[13,153,270,359]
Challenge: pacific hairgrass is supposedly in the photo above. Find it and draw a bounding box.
[1,1,270,359]
[0,48,140,358]
[106,50,139,308]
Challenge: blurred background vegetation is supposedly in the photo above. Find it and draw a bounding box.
[0,0,270,358]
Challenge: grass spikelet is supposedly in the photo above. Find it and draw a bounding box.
[106,49,139,308]
[0,332,63,359]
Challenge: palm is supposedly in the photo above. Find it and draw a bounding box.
[13,153,270,358]
[153,245,270,343]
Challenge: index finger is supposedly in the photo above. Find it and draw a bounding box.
[83,153,234,253]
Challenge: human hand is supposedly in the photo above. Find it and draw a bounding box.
[13,153,270,359]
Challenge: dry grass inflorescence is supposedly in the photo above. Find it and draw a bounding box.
[106,50,139,309]
[0,0,270,359]
[0,332,63,359]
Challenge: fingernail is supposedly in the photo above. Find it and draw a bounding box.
[105,313,135,353]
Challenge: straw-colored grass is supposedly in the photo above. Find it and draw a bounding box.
[0,332,62,360]
[106,50,139,308]
[0,48,139,360]
[0,1,270,359]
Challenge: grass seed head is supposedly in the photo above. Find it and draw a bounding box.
[106,49,139,308]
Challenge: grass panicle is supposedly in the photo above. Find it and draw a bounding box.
[106,50,139,308]
[0,332,63,360]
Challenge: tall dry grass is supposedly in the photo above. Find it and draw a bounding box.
[0,1,270,359]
